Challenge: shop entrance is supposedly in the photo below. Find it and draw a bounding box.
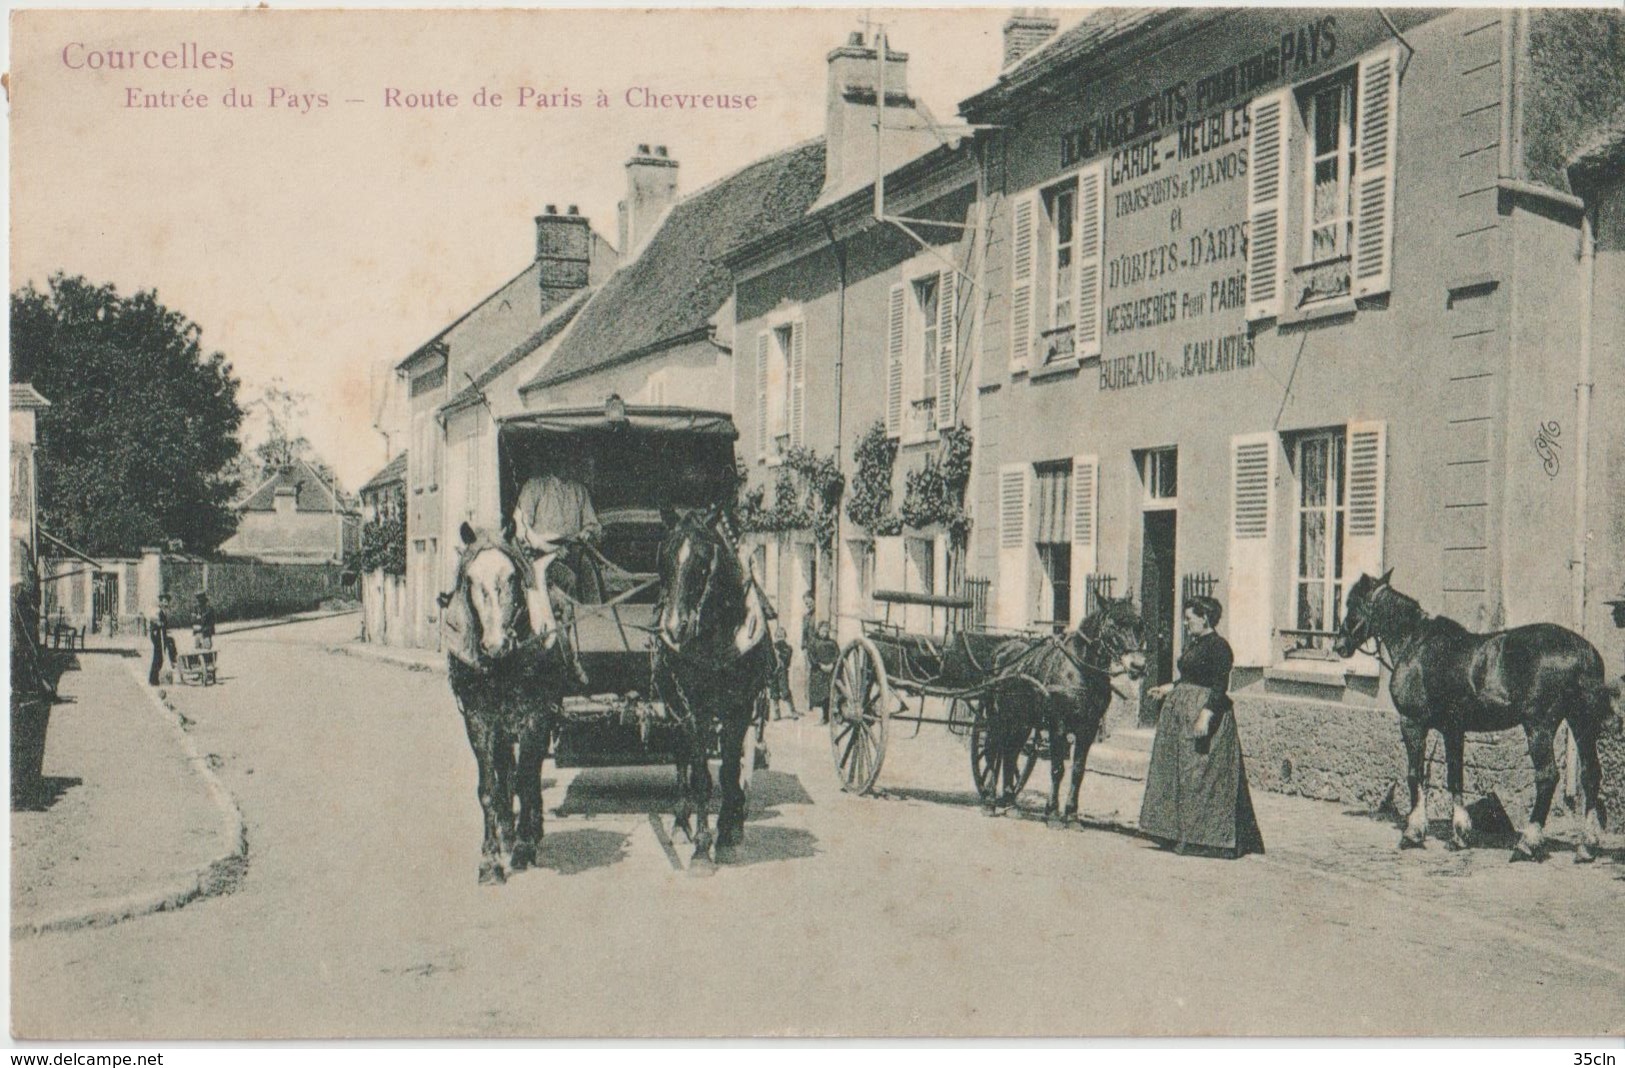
[1139,509,1177,726]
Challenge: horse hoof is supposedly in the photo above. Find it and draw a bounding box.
[478,862,507,885]
[510,843,537,871]
[715,843,739,864]
[688,853,717,876]
[1398,834,1426,851]
[1574,844,1596,865]
[1446,834,1469,852]
[1509,841,1544,863]
[672,816,694,843]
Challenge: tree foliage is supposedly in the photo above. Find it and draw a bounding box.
[10,274,245,555]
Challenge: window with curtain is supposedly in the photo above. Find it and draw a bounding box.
[1034,462,1072,629]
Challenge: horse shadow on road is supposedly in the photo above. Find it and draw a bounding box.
[536,827,631,875]
[551,768,814,824]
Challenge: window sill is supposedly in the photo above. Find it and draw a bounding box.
[1279,295,1357,327]
[1264,659,1379,686]
[1029,356,1088,382]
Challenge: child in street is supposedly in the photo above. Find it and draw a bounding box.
[771,626,798,720]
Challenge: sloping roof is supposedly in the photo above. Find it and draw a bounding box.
[358,452,408,496]
[10,382,51,410]
[959,7,1184,119]
[441,287,592,415]
[238,460,345,513]
[523,139,828,392]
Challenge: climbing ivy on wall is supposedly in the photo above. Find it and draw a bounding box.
[845,421,901,537]
[738,447,845,553]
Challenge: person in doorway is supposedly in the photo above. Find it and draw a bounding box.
[1137,595,1264,859]
[149,595,177,687]
[193,591,217,651]
[771,626,798,721]
[806,620,841,724]
[799,590,818,714]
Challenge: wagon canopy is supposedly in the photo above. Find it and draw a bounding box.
[495,402,739,521]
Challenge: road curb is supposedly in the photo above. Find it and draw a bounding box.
[326,642,445,674]
[10,663,251,939]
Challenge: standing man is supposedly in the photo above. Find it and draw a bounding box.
[148,595,176,686]
[193,591,217,650]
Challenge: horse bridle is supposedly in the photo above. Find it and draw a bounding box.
[455,544,537,664]
[1341,590,1396,673]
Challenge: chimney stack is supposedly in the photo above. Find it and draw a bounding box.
[534,204,593,312]
[821,30,913,202]
[617,144,679,258]
[1002,10,1059,70]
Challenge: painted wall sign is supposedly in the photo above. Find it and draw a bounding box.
[1069,17,1337,392]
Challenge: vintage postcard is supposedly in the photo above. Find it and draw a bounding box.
[8,4,1625,1041]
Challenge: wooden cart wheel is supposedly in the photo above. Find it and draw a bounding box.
[829,638,888,795]
[969,695,1039,805]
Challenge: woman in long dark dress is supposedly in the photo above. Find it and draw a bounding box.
[1138,595,1264,858]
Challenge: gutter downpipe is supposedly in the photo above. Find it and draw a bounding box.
[1571,202,1596,636]
[822,216,848,625]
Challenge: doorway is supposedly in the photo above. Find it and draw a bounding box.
[93,571,120,635]
[1139,509,1177,726]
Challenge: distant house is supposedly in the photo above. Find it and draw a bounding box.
[358,451,407,524]
[220,459,360,563]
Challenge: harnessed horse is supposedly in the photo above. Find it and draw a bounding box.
[651,507,774,869]
[986,595,1147,822]
[441,522,570,884]
[1334,570,1618,862]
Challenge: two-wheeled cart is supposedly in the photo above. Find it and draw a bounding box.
[827,589,1045,801]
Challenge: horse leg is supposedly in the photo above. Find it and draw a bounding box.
[491,727,517,861]
[462,714,506,885]
[510,710,547,872]
[688,739,717,872]
[716,714,748,854]
[671,752,695,843]
[1065,729,1091,824]
[1513,722,1558,862]
[1045,708,1066,826]
[1398,717,1430,849]
[1571,724,1603,864]
[1445,728,1471,851]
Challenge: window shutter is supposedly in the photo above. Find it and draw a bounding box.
[1068,454,1099,626]
[935,270,957,429]
[997,464,1030,630]
[1228,432,1277,666]
[886,283,905,439]
[1344,421,1387,582]
[1246,90,1291,322]
[1075,164,1105,359]
[1009,192,1036,373]
[1354,47,1400,298]
[755,332,769,461]
[789,320,807,449]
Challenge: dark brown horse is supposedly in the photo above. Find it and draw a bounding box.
[652,508,774,869]
[986,595,1147,823]
[442,523,570,884]
[1333,571,1618,862]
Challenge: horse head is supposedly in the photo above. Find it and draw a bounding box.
[1078,594,1148,700]
[1332,568,1394,659]
[451,521,554,665]
[656,508,745,655]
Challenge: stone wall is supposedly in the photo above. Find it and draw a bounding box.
[1236,692,1625,833]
